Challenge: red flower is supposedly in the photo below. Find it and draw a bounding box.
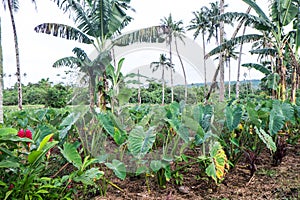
[49,136,53,142]
[25,130,32,139]
[8,184,14,190]
[17,129,25,138]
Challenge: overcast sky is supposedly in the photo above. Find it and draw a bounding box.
[0,0,268,88]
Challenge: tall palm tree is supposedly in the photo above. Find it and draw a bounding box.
[150,54,172,105]
[0,18,3,123]
[35,0,168,110]
[160,14,187,102]
[236,6,252,99]
[201,1,232,102]
[161,14,175,102]
[188,6,210,90]
[2,0,37,110]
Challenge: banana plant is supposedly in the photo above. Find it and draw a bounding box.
[206,0,300,102]
[34,0,168,111]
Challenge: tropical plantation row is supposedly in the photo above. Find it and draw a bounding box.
[0,0,300,199]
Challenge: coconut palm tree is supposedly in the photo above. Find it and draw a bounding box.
[150,54,173,105]
[2,0,36,110]
[160,14,187,102]
[34,0,168,110]
[188,6,210,90]
[161,14,175,102]
[206,0,300,102]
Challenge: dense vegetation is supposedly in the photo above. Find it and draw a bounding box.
[1,0,300,199]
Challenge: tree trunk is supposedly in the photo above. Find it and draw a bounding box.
[206,6,252,101]
[169,36,174,103]
[162,64,165,105]
[89,73,96,111]
[0,18,3,123]
[97,72,107,111]
[202,32,207,93]
[289,49,299,104]
[219,0,225,102]
[236,24,247,99]
[8,0,22,110]
[278,56,286,101]
[205,64,220,101]
[175,37,187,102]
[138,69,141,105]
[291,65,297,104]
[228,59,231,98]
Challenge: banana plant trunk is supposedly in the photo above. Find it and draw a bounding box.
[277,56,286,101]
[98,73,107,111]
[0,18,3,123]
[8,0,22,110]
[291,65,297,104]
[89,73,96,110]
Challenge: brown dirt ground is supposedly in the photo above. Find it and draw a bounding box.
[93,142,300,200]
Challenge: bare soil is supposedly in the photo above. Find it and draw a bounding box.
[93,142,300,200]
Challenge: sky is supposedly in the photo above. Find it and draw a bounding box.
[0,0,269,88]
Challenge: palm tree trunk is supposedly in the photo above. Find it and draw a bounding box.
[205,64,220,101]
[206,6,251,101]
[138,69,141,105]
[236,24,247,99]
[162,64,165,105]
[202,32,207,91]
[219,0,225,102]
[169,36,174,102]
[175,37,187,102]
[228,59,231,98]
[8,0,22,110]
[0,18,3,123]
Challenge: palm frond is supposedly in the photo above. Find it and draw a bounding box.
[34,23,93,44]
[218,12,273,30]
[70,1,99,38]
[72,47,91,62]
[270,0,298,26]
[242,63,271,75]
[242,0,269,21]
[249,48,277,56]
[53,56,83,68]
[112,26,168,46]
[205,34,263,58]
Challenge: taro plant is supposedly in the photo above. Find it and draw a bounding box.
[59,142,104,195]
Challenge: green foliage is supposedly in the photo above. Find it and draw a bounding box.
[59,142,104,185]
[225,105,243,132]
[4,78,72,108]
[105,159,126,180]
[205,142,229,183]
[128,126,156,159]
[254,127,277,153]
